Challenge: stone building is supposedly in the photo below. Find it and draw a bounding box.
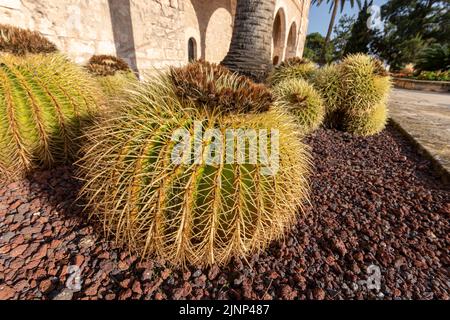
[0,0,311,76]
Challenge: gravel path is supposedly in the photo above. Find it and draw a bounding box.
[0,124,449,300]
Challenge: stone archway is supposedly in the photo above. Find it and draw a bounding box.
[272,8,286,65]
[285,22,297,59]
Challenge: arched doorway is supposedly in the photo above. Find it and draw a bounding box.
[188,37,197,62]
[285,22,297,59]
[272,8,286,65]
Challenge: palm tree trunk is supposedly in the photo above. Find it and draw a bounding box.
[221,0,276,82]
[321,0,339,63]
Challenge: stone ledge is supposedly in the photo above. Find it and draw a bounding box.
[393,77,450,93]
[389,118,450,185]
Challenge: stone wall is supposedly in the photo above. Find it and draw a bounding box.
[0,0,311,75]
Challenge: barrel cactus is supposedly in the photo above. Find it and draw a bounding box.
[77,64,311,267]
[343,102,388,136]
[311,63,343,128]
[86,55,137,98]
[272,78,325,134]
[0,54,102,181]
[0,24,58,55]
[340,54,392,113]
[268,57,317,86]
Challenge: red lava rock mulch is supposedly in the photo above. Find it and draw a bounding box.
[0,124,449,300]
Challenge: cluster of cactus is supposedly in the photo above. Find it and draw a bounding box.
[0,54,102,181]
[272,78,325,134]
[77,62,311,267]
[309,54,391,136]
[86,55,137,98]
[337,54,391,136]
[0,24,58,55]
[268,57,317,86]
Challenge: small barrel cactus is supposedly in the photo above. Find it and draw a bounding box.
[272,78,325,134]
[342,102,388,137]
[0,54,102,181]
[268,57,317,86]
[86,55,132,76]
[0,24,58,55]
[86,55,137,98]
[340,54,392,113]
[311,63,343,128]
[77,64,311,267]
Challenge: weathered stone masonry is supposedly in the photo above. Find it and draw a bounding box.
[0,0,311,76]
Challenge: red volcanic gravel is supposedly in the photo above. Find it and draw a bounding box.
[0,124,449,300]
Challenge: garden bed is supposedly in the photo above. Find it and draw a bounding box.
[0,124,448,300]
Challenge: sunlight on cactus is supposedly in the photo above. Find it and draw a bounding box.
[267,57,317,86]
[272,78,325,134]
[77,69,311,268]
[0,54,102,181]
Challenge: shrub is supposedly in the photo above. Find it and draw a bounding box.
[0,54,102,181]
[0,24,58,55]
[340,54,391,114]
[416,70,450,81]
[272,78,325,134]
[342,102,388,137]
[77,69,311,267]
[310,64,342,128]
[415,44,450,73]
[267,57,317,86]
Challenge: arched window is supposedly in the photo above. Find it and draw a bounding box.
[188,38,197,62]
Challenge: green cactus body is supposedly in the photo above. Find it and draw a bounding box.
[340,54,392,113]
[0,54,102,181]
[268,57,317,86]
[272,78,325,134]
[311,64,343,128]
[343,102,388,137]
[78,74,311,267]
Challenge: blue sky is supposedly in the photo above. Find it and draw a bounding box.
[308,0,388,35]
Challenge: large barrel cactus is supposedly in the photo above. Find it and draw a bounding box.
[77,62,311,267]
[0,24,58,55]
[268,57,317,86]
[272,78,325,134]
[0,54,102,181]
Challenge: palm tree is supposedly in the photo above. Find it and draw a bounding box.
[312,0,361,63]
[221,0,276,82]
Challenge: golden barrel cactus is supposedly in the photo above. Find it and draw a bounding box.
[86,54,137,98]
[77,63,311,267]
[0,54,102,181]
[268,57,317,86]
[311,63,343,128]
[340,54,392,113]
[0,24,58,55]
[272,78,325,134]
